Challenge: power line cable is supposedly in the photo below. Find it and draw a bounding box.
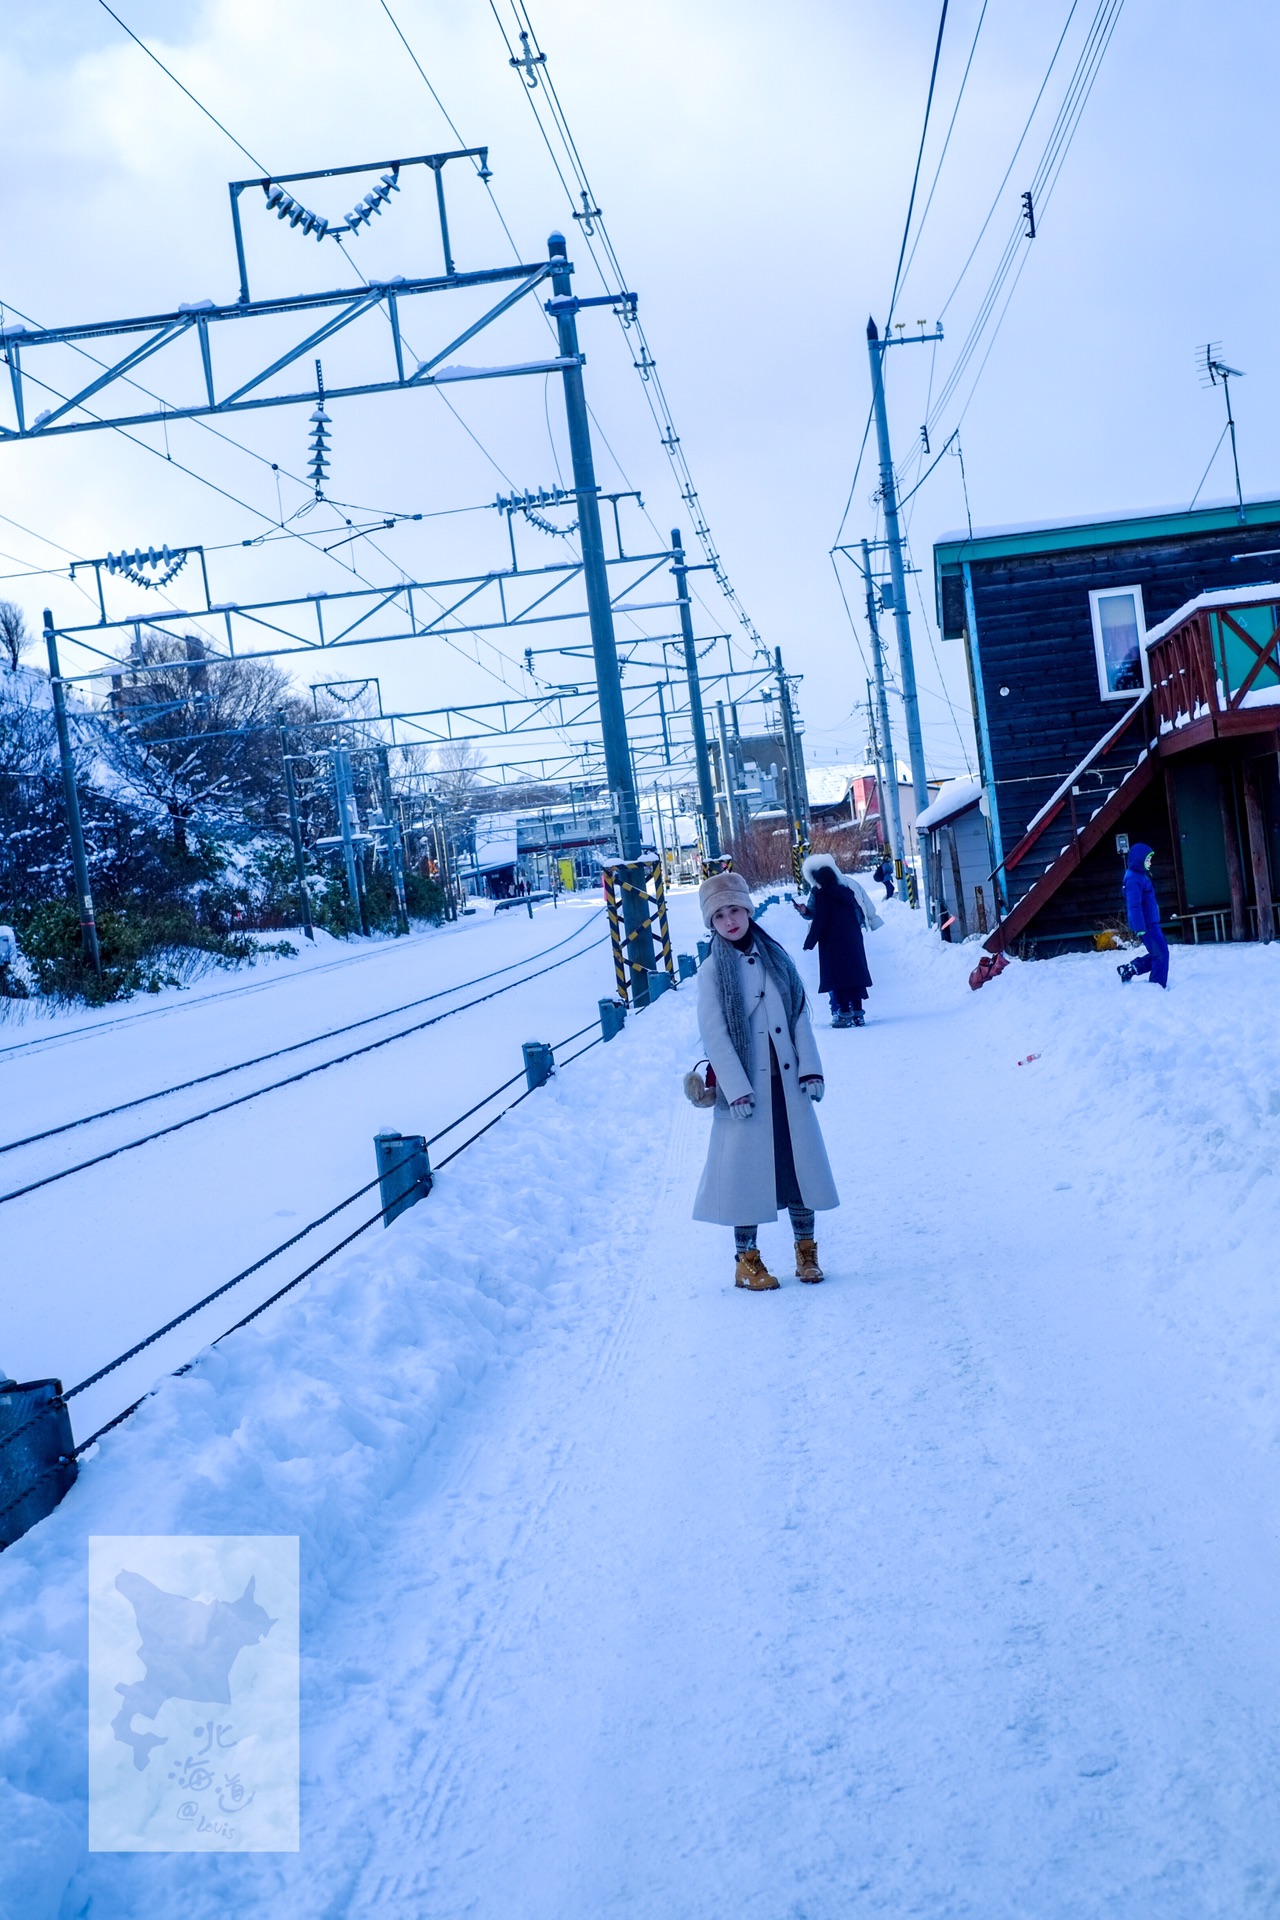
[95,2,268,169]
[885,0,951,330]
[486,0,769,663]
[896,0,991,310]
[937,0,1081,320]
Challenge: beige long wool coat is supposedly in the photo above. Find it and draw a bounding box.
[692,944,840,1226]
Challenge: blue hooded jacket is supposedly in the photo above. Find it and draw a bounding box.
[1124,842,1160,936]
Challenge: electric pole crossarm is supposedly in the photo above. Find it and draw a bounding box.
[0,262,553,440]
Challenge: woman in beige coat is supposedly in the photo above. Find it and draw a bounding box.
[692,871,839,1291]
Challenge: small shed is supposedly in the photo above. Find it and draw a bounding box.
[915,777,992,939]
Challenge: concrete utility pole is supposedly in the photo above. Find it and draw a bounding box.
[774,648,808,841]
[44,612,102,980]
[866,318,934,828]
[860,538,907,887]
[278,716,315,942]
[375,746,410,936]
[715,701,741,846]
[332,745,368,936]
[671,529,720,863]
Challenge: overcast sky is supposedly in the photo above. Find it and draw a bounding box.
[2,0,1278,784]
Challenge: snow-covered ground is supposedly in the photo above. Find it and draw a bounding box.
[6,895,1280,1915]
[0,895,616,1439]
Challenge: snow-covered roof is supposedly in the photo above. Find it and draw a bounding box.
[473,812,519,871]
[936,491,1280,549]
[1143,583,1280,648]
[915,776,983,832]
[805,760,910,805]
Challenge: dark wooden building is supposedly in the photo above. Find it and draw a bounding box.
[933,498,1280,954]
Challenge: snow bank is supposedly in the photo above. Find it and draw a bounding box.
[0,966,688,1918]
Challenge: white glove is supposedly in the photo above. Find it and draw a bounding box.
[730,1095,754,1120]
[801,1076,824,1103]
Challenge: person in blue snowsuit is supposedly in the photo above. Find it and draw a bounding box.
[1118,842,1169,988]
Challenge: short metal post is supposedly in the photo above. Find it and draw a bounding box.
[374,1130,432,1227]
[522,1040,555,1089]
[44,613,102,980]
[677,952,697,981]
[599,997,626,1041]
[0,1377,77,1548]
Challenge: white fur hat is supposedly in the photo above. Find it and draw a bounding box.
[801,852,842,887]
[698,869,753,926]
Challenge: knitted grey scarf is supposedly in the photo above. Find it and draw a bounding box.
[710,924,807,1083]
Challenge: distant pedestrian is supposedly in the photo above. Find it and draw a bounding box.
[1117,841,1169,989]
[873,857,896,900]
[692,870,839,1291]
[793,853,880,1027]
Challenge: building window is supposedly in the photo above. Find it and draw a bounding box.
[1089,585,1148,699]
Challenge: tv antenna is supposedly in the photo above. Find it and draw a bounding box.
[1201,343,1246,523]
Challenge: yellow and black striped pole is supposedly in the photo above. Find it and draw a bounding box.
[650,859,677,981]
[602,869,629,1003]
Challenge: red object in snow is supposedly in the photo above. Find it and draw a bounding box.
[1016,1053,1041,1066]
[968,952,1010,991]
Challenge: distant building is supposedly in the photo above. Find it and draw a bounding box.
[933,495,1280,953]
[468,799,617,896]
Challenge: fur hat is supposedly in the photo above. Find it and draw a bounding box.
[698,869,753,926]
[801,852,842,887]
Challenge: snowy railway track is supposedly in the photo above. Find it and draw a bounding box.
[0,916,608,1208]
[0,919,446,1062]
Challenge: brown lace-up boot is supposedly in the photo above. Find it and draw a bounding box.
[734,1248,780,1291]
[794,1239,824,1283]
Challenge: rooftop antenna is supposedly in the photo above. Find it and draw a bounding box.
[1201,342,1246,523]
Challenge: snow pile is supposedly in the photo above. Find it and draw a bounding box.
[0,963,692,1918]
[915,773,983,829]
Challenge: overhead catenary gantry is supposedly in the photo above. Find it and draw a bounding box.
[9,140,794,965]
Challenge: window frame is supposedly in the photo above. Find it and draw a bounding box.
[1088,583,1150,702]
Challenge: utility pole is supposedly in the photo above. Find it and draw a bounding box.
[376,745,410,935]
[774,648,808,843]
[332,745,368,936]
[548,230,653,988]
[715,701,741,846]
[861,537,907,889]
[277,715,315,942]
[548,235,640,862]
[44,613,102,981]
[671,528,720,863]
[866,319,937,838]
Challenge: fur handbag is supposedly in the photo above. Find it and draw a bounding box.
[683,1057,718,1109]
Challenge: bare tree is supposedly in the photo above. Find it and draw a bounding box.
[432,741,486,809]
[0,601,30,672]
[102,628,308,852]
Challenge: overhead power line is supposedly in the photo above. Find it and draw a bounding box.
[94,0,268,171]
[895,0,991,313]
[926,0,1128,436]
[885,0,951,331]
[486,0,770,664]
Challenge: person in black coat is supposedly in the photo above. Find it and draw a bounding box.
[873,857,895,900]
[795,861,873,1027]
